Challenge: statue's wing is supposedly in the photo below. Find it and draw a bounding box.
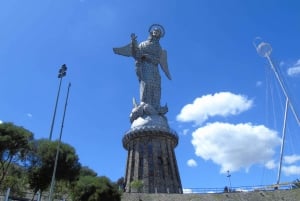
[159,49,172,80]
[113,43,132,57]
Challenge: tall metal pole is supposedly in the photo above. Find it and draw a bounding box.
[277,99,289,185]
[49,64,67,140]
[4,188,10,201]
[254,39,300,184]
[48,82,71,201]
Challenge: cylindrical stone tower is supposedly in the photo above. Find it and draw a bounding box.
[113,24,182,193]
[122,115,182,193]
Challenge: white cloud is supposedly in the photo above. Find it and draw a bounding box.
[0,120,2,124]
[287,59,300,76]
[256,81,262,87]
[27,113,33,118]
[284,154,300,165]
[191,122,281,173]
[282,165,300,176]
[287,67,300,76]
[176,92,253,125]
[265,160,277,170]
[187,159,197,167]
[182,129,189,135]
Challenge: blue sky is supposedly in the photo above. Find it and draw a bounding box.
[1,0,300,191]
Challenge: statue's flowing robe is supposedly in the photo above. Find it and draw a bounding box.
[137,40,162,110]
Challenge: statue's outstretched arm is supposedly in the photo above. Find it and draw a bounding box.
[160,50,172,80]
[112,33,139,58]
[113,43,132,57]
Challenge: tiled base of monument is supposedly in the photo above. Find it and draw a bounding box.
[122,115,182,194]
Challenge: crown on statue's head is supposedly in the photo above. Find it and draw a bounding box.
[149,24,165,38]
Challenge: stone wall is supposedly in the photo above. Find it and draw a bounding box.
[121,189,300,201]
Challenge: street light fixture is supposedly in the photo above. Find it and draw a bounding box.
[58,64,67,78]
[49,64,67,140]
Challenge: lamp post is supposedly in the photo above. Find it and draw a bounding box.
[254,39,300,185]
[48,82,71,201]
[227,170,232,192]
[254,39,300,126]
[49,64,67,140]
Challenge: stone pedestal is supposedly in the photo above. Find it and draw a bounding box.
[122,114,182,193]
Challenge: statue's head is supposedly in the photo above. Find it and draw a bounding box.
[148,24,165,40]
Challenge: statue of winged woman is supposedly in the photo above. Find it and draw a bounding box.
[113,24,171,118]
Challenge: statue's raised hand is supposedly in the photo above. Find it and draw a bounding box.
[131,33,137,40]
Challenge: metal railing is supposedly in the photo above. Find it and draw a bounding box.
[0,182,297,200]
[0,188,66,201]
[182,183,295,194]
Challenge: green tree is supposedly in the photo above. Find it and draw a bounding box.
[71,175,121,201]
[27,139,81,194]
[116,177,125,191]
[80,166,97,177]
[0,163,28,196]
[0,122,33,185]
[130,180,143,193]
[130,180,144,201]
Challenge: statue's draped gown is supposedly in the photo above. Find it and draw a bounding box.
[136,38,162,111]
